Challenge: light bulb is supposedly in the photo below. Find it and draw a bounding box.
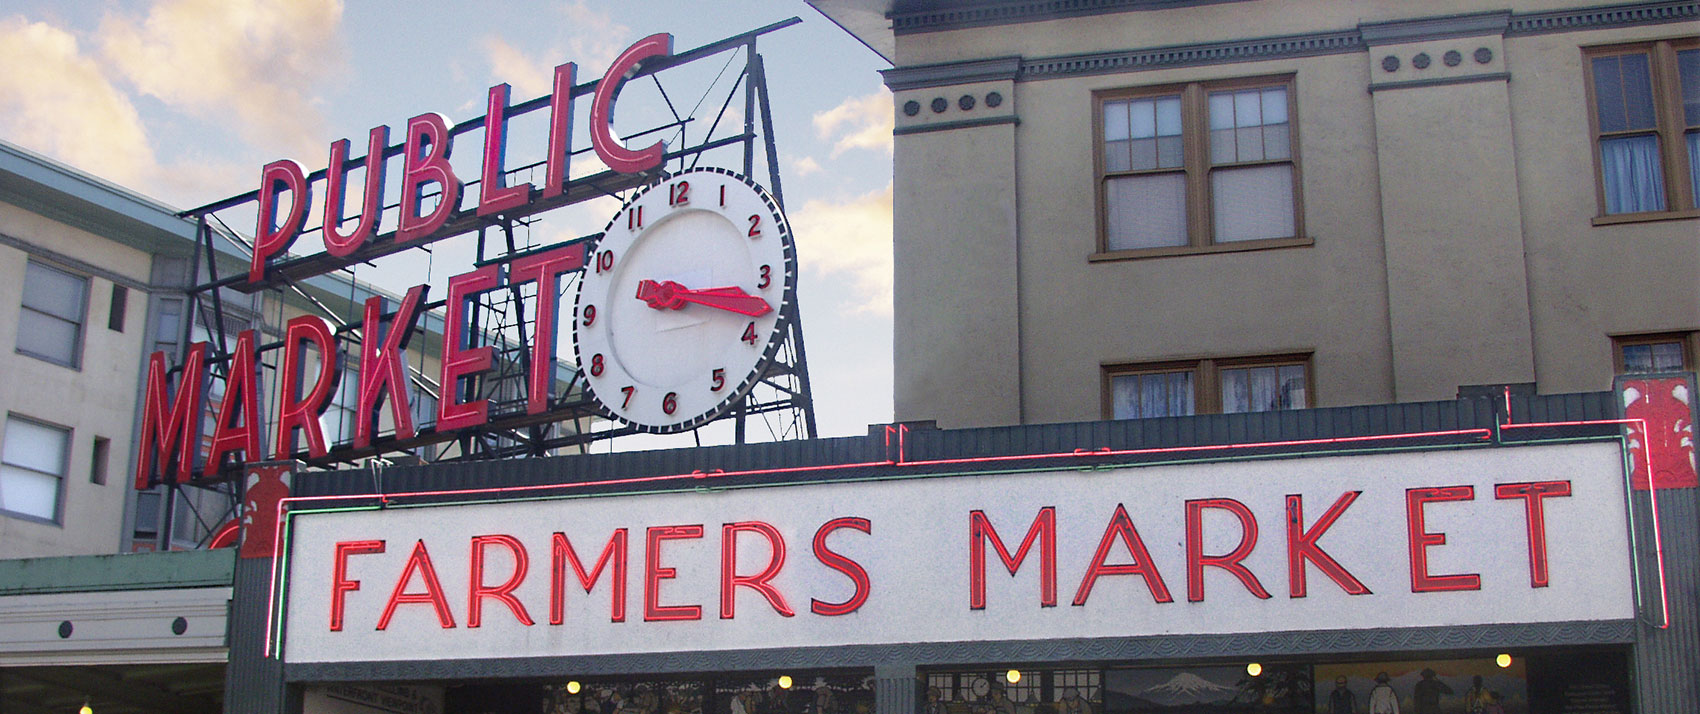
[1005,670,1021,684]
[567,681,581,694]
[1496,653,1512,668]
[1246,662,1263,677]
[778,675,793,689]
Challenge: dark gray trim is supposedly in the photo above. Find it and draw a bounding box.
[884,2,1700,84]
[884,57,1021,91]
[0,231,154,291]
[1360,11,1511,46]
[1508,0,1699,35]
[893,115,1020,136]
[284,619,1637,682]
[1367,71,1512,93]
[890,0,1252,36]
[1019,30,1363,80]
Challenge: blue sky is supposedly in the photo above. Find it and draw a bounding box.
[0,1,895,442]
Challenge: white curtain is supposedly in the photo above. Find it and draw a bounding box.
[1601,135,1666,214]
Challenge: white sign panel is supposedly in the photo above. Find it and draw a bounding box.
[283,442,1634,664]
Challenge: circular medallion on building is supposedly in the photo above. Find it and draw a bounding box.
[931,97,949,113]
[574,168,796,433]
[1444,50,1462,67]
[1381,55,1400,72]
[903,100,921,117]
[959,94,976,111]
[985,92,1003,108]
[1475,47,1493,64]
[1412,52,1431,69]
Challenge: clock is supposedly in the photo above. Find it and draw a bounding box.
[572,168,797,433]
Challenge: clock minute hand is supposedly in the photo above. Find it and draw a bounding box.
[636,279,773,317]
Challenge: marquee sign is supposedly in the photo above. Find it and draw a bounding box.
[136,28,803,487]
[280,441,1635,664]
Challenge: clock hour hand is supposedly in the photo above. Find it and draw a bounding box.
[636,279,773,317]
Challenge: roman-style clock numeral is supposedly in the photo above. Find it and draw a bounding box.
[620,385,635,409]
[669,180,690,206]
[711,368,725,391]
[627,205,643,230]
[719,184,726,206]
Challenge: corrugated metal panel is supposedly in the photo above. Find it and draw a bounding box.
[1631,490,1700,711]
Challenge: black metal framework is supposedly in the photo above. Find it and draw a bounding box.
[150,19,817,550]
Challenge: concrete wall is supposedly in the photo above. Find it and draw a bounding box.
[882,0,1700,427]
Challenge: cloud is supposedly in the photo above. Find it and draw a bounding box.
[97,0,346,160]
[481,36,555,97]
[0,17,157,186]
[790,184,893,315]
[790,156,822,176]
[558,1,633,72]
[812,91,893,158]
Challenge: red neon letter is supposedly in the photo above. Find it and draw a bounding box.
[508,244,586,414]
[377,539,456,630]
[1406,486,1481,592]
[330,540,385,632]
[811,517,871,616]
[205,330,265,473]
[720,521,796,619]
[354,286,426,449]
[323,126,389,257]
[251,159,308,283]
[1495,480,1572,588]
[477,84,533,217]
[1185,498,1272,602]
[468,534,534,628]
[1073,503,1172,606]
[644,524,703,621]
[968,507,1057,609]
[542,63,577,199]
[133,343,207,488]
[1286,492,1372,598]
[273,316,341,459]
[438,266,501,431]
[589,34,672,174]
[397,112,462,243]
[550,530,628,624]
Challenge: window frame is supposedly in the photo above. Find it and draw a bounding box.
[1612,331,1697,374]
[1,413,72,525]
[1582,36,1700,223]
[1102,353,1314,419]
[16,260,89,369]
[1092,74,1309,261]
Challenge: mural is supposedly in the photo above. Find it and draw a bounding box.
[1104,665,1310,713]
[1315,658,1526,714]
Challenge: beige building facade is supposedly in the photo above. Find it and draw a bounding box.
[813,0,1699,429]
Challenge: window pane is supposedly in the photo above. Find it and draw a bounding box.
[1211,164,1295,241]
[1155,97,1182,137]
[4,419,68,474]
[1112,372,1194,419]
[1262,87,1288,124]
[1208,93,1235,130]
[1593,54,1657,132]
[1129,99,1157,138]
[23,262,86,321]
[1650,342,1685,370]
[1209,87,1288,164]
[1168,372,1194,416]
[16,309,80,365]
[0,465,59,519]
[1600,135,1667,214]
[1106,173,1188,250]
[1688,130,1699,204]
[1222,369,1250,413]
[1104,101,1131,141]
[1278,364,1307,408]
[1263,123,1291,160]
[1622,343,1653,372]
[1679,49,1700,126]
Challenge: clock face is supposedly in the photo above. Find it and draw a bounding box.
[573,168,796,432]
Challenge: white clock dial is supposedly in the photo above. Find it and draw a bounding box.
[573,168,796,433]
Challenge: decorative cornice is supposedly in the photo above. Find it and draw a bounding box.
[883,2,1699,83]
[884,57,1023,91]
[285,619,1637,683]
[1509,0,1699,35]
[890,0,1251,36]
[1019,30,1363,80]
[1360,11,1511,46]
[894,115,1021,136]
[1368,72,1512,93]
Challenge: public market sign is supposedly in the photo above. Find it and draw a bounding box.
[282,442,1634,664]
[133,34,742,488]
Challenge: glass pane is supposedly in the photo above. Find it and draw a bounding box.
[1247,366,1278,412]
[1168,372,1195,416]
[1651,342,1686,371]
[134,490,161,533]
[1156,135,1183,169]
[1222,369,1250,413]
[1236,126,1264,161]
[1593,56,1627,133]
[1600,135,1667,214]
[1208,92,1235,131]
[1104,101,1130,141]
[1210,128,1236,164]
[1264,123,1291,160]
[1688,131,1699,204]
[1235,90,1261,127]
[1278,364,1307,408]
[1105,139,1132,172]
[16,309,79,365]
[1679,49,1700,126]
[1211,165,1296,241]
[1155,97,1182,137]
[1129,137,1156,171]
[0,465,59,519]
[23,263,86,321]
[1621,53,1656,130]
[4,419,68,474]
[1622,343,1653,372]
[1111,375,1138,419]
[1129,99,1157,139]
[1262,87,1288,124]
[1106,174,1188,250]
[1140,374,1165,418]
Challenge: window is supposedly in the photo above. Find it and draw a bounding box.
[16,261,88,367]
[1,415,70,523]
[91,436,109,485]
[108,284,128,332]
[1614,332,1695,374]
[1106,355,1310,419]
[1585,38,1700,217]
[1097,76,1302,255]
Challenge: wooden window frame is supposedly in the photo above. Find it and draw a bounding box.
[1092,74,1308,261]
[1102,353,1313,419]
[1583,37,1700,223]
[1612,331,1697,374]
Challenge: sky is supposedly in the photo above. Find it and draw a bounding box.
[0,1,896,444]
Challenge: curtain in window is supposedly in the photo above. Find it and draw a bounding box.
[1601,135,1666,214]
[1688,131,1699,204]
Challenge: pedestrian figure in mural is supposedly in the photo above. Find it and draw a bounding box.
[1367,672,1399,714]
[1464,675,1489,714]
[1327,676,1358,714]
[813,679,836,714]
[924,687,946,714]
[988,685,1016,714]
[1058,688,1091,714]
[1480,691,1506,714]
[1412,669,1453,714]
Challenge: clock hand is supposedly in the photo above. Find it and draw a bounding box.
[636,279,773,317]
